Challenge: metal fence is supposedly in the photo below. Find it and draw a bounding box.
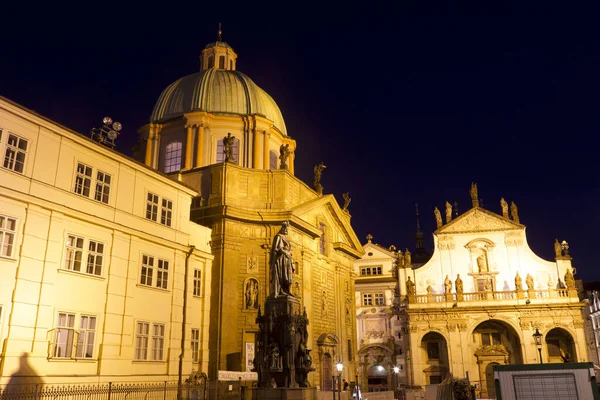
[0,381,210,400]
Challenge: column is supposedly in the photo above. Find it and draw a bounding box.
[262,131,270,170]
[289,150,295,175]
[185,125,193,169]
[144,126,153,166]
[195,125,205,168]
[253,129,262,169]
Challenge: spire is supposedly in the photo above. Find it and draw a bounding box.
[217,22,223,42]
[414,203,424,250]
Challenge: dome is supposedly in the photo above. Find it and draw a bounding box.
[150,69,288,136]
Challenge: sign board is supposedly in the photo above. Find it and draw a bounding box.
[217,370,258,381]
[245,342,255,372]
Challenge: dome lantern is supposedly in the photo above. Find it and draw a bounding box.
[200,23,238,71]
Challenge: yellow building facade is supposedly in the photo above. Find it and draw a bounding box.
[135,37,363,388]
[0,97,213,384]
[399,188,585,399]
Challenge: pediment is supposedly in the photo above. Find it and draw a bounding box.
[437,207,523,234]
[362,242,396,259]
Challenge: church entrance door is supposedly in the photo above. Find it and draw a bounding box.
[484,362,499,398]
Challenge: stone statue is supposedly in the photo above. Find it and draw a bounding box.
[313,162,326,195]
[434,207,442,229]
[426,285,433,294]
[444,275,452,294]
[477,253,488,273]
[484,279,492,291]
[342,192,351,211]
[404,248,411,266]
[470,182,479,207]
[397,249,404,267]
[455,274,463,293]
[445,201,452,224]
[515,272,523,291]
[406,277,416,296]
[246,280,258,309]
[279,144,290,170]
[268,343,280,370]
[554,239,562,258]
[525,273,534,291]
[500,198,509,218]
[270,221,294,297]
[564,268,575,289]
[510,201,520,223]
[223,132,236,163]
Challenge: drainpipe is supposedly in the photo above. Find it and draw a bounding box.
[179,245,196,399]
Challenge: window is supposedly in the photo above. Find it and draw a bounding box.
[427,342,440,360]
[360,266,383,276]
[229,60,233,70]
[152,324,165,361]
[0,215,17,258]
[191,328,200,362]
[135,322,149,360]
[76,315,97,358]
[219,56,225,69]
[64,235,104,277]
[208,56,214,68]
[193,269,202,296]
[481,332,501,346]
[319,222,326,255]
[164,142,183,173]
[429,375,442,384]
[156,259,169,289]
[374,293,385,306]
[140,255,169,289]
[3,133,28,173]
[146,192,173,227]
[216,138,239,164]
[73,162,111,204]
[547,339,561,357]
[269,151,278,169]
[52,312,75,358]
[362,293,372,306]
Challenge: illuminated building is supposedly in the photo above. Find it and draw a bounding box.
[0,97,213,384]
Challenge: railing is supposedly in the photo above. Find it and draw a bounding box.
[409,287,578,306]
[0,381,214,400]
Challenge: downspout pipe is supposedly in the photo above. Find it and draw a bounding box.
[179,245,196,399]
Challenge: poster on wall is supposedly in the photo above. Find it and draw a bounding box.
[245,342,255,372]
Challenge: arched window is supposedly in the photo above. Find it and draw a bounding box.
[208,56,214,69]
[269,150,278,170]
[219,56,225,69]
[216,138,239,164]
[164,142,183,173]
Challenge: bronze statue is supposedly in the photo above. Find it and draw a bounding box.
[525,273,534,291]
[444,275,452,294]
[500,198,509,218]
[515,272,523,291]
[406,277,416,296]
[434,207,442,229]
[270,221,294,297]
[564,268,575,289]
[510,201,520,223]
[313,162,326,195]
[554,239,562,258]
[342,192,351,211]
[445,201,452,224]
[223,132,236,162]
[279,144,290,170]
[470,182,479,207]
[455,274,463,293]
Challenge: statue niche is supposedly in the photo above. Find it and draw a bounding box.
[476,251,489,273]
[244,278,260,310]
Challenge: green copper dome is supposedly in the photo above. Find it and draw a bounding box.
[150,68,287,136]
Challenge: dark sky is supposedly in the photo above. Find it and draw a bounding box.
[2,4,599,282]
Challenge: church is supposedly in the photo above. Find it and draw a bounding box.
[397,184,585,399]
[133,30,363,387]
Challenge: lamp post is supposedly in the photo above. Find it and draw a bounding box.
[533,328,543,364]
[393,366,399,399]
[336,362,343,400]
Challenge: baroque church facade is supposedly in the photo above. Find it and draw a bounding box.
[397,186,584,399]
[134,34,363,388]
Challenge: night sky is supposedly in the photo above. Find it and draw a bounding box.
[2,5,599,282]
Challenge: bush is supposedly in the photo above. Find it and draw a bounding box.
[452,378,471,400]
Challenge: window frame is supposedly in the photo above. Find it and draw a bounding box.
[193,269,202,297]
[145,192,173,227]
[140,254,170,290]
[63,234,105,277]
[0,214,17,259]
[75,314,97,359]
[52,312,76,359]
[2,132,28,174]
[164,142,183,173]
[191,328,200,363]
[73,162,111,204]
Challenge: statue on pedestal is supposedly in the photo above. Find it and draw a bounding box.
[342,192,351,211]
[455,274,463,293]
[470,182,479,207]
[223,132,236,163]
[564,268,575,289]
[279,144,290,170]
[434,207,442,229]
[500,198,509,218]
[406,276,416,296]
[445,201,452,224]
[510,201,520,223]
[313,162,326,195]
[515,272,523,291]
[444,275,452,294]
[270,221,294,297]
[525,273,534,291]
[404,249,412,266]
[554,239,562,258]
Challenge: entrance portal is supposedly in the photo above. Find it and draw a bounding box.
[485,362,499,398]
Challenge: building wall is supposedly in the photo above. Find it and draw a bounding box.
[0,97,213,384]
[182,164,362,387]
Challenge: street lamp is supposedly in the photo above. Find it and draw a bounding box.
[336,362,343,400]
[533,328,543,364]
